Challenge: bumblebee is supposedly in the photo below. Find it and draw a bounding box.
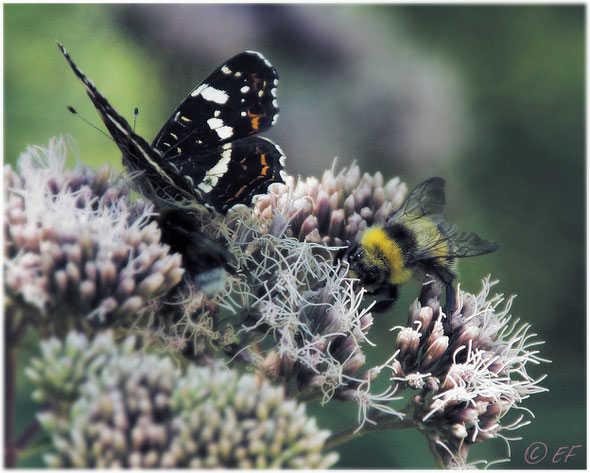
[337,177,499,312]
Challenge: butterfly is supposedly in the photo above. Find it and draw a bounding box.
[58,42,286,213]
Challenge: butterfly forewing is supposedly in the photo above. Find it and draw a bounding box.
[152,51,279,158]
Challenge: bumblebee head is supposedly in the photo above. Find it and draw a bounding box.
[337,241,390,289]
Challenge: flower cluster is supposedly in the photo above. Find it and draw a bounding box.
[388,277,547,468]
[195,208,379,403]
[27,331,338,469]
[255,164,407,245]
[4,138,184,331]
[8,139,549,469]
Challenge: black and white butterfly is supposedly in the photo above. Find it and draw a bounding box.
[58,42,286,213]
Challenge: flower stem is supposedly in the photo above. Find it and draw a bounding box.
[324,416,414,450]
[15,419,41,450]
[4,307,16,467]
[4,305,30,468]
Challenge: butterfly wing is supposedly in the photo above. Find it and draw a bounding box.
[153,51,279,157]
[57,42,199,207]
[60,43,286,213]
[169,136,286,212]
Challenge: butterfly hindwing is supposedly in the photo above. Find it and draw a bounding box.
[170,136,286,212]
[153,51,279,158]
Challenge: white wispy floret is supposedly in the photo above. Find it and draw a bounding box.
[4,138,184,327]
[383,276,548,468]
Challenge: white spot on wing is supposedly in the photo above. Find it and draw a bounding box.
[190,83,207,97]
[207,118,234,139]
[214,110,220,117]
[240,86,250,94]
[221,65,231,75]
[216,126,233,139]
[207,117,224,129]
[199,85,229,104]
[206,155,231,178]
[199,182,213,193]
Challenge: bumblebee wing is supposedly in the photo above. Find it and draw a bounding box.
[390,177,446,223]
[437,219,500,257]
[413,217,500,261]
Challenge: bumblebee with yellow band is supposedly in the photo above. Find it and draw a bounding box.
[337,177,500,312]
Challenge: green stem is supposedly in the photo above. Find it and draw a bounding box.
[15,419,40,450]
[324,416,414,450]
[4,305,30,468]
[427,438,448,469]
[4,307,16,467]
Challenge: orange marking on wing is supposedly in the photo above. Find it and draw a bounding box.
[235,185,248,197]
[260,154,268,166]
[247,110,263,130]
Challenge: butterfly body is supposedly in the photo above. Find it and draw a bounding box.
[58,43,286,213]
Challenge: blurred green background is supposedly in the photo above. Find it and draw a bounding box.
[4,4,585,469]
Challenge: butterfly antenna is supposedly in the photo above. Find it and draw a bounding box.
[132,107,139,132]
[66,106,113,142]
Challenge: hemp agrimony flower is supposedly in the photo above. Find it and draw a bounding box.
[386,277,548,468]
[4,138,184,332]
[27,331,338,469]
[255,164,407,244]
[7,138,548,469]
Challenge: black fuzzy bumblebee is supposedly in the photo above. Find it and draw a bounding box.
[338,177,499,312]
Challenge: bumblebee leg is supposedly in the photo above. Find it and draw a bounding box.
[371,285,399,313]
